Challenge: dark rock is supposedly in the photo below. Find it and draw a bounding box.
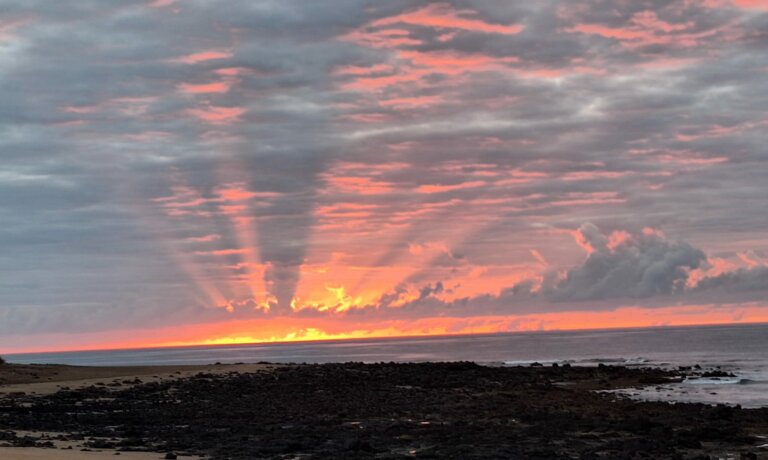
[701,370,736,377]
[0,362,760,459]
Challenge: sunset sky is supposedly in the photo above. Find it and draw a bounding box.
[1,0,768,353]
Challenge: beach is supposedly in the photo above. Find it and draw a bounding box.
[0,363,277,459]
[2,361,768,459]
[0,362,277,397]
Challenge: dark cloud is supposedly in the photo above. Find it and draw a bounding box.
[694,266,768,293]
[543,224,706,301]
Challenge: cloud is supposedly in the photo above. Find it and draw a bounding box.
[370,3,524,36]
[542,224,707,301]
[349,223,767,319]
[693,266,768,293]
[1,0,768,350]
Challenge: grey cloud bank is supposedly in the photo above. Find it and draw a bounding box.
[0,0,767,347]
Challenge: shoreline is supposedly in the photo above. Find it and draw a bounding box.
[2,362,768,459]
[0,362,278,397]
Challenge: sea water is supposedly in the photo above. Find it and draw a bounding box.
[6,323,768,408]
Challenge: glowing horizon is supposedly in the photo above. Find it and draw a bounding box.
[7,307,768,356]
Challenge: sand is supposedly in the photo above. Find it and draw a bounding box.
[0,362,275,397]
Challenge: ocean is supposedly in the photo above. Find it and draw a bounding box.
[6,323,768,408]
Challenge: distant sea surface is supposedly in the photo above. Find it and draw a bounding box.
[7,323,768,408]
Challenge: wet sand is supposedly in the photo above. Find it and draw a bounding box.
[2,362,768,459]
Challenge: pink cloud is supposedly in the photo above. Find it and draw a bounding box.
[339,50,519,93]
[175,50,233,64]
[61,104,101,114]
[186,234,221,243]
[530,249,549,267]
[316,203,380,219]
[325,176,395,195]
[340,28,422,49]
[152,183,266,217]
[194,248,248,257]
[340,70,426,91]
[214,67,245,76]
[378,95,443,109]
[216,186,259,202]
[704,0,768,9]
[178,81,231,94]
[187,106,245,124]
[120,131,174,142]
[676,119,768,141]
[607,231,632,250]
[333,64,394,76]
[562,171,632,181]
[340,113,394,123]
[631,11,692,33]
[333,161,410,173]
[567,11,733,49]
[658,154,729,165]
[415,181,485,194]
[0,18,33,41]
[733,0,768,8]
[371,3,524,35]
[148,0,175,7]
[550,192,625,207]
[737,251,765,268]
[398,50,519,72]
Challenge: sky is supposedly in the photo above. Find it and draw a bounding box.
[1,0,768,353]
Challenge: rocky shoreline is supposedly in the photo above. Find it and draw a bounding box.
[1,362,767,459]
